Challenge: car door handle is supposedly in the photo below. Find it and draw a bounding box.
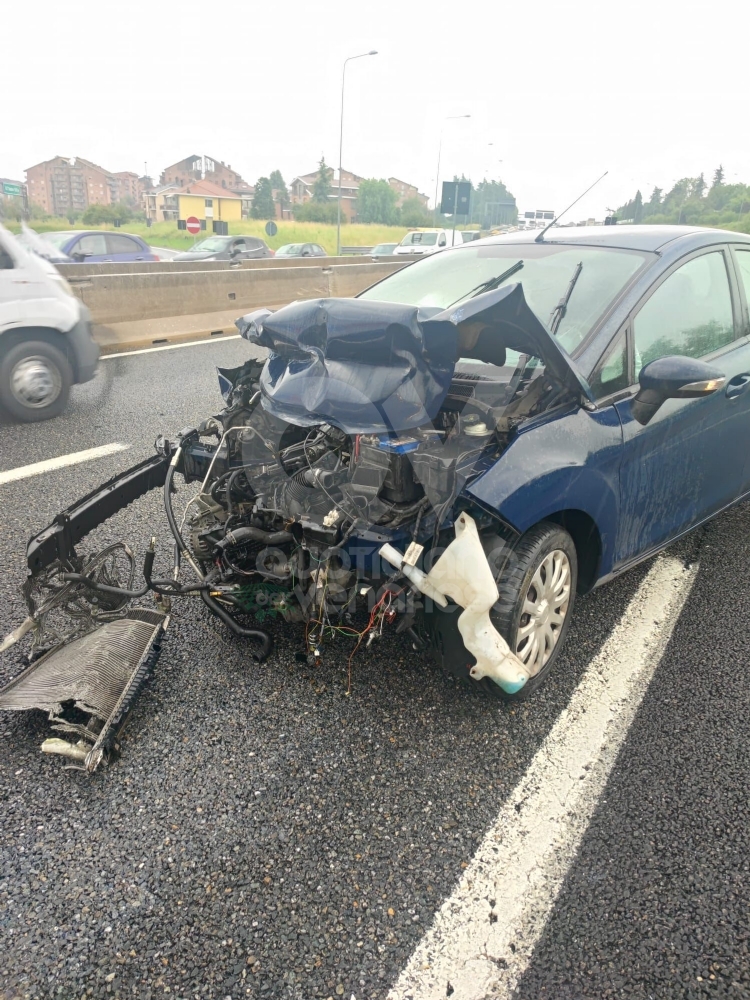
[725,373,750,398]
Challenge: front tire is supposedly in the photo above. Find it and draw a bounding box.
[484,521,578,702]
[0,340,72,422]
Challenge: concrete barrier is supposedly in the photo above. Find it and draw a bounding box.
[72,260,409,352]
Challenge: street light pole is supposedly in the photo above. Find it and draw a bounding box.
[337,49,377,256]
[433,114,470,224]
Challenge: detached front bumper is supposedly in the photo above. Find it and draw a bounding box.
[27,452,170,573]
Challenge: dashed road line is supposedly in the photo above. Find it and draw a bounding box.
[388,553,698,1000]
[101,335,241,359]
[0,443,130,486]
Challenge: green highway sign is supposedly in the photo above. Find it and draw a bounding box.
[2,182,23,197]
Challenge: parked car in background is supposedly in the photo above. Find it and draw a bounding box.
[0,225,99,421]
[392,228,463,256]
[172,236,273,262]
[370,242,399,258]
[39,230,159,263]
[274,243,327,258]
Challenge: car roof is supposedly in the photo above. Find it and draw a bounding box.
[46,229,144,240]
[473,224,750,253]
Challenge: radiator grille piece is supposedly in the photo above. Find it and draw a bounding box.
[0,608,166,770]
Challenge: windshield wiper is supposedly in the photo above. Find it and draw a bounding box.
[549,261,583,335]
[448,259,524,308]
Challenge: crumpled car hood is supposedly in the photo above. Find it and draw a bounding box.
[236,283,593,434]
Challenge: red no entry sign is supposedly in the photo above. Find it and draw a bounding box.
[186,216,201,235]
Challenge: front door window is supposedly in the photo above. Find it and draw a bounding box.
[633,251,735,375]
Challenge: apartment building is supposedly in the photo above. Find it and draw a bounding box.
[25,156,117,215]
[289,167,364,222]
[388,177,429,208]
[159,155,252,193]
[289,168,428,221]
[112,171,148,206]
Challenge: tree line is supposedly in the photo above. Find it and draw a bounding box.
[250,159,518,228]
[615,166,750,231]
[250,158,434,227]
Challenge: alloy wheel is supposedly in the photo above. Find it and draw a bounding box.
[515,549,571,676]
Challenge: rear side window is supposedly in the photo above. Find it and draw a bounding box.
[245,239,263,249]
[76,233,107,255]
[633,251,735,376]
[106,234,141,254]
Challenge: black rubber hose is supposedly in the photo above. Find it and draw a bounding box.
[200,591,273,662]
[164,448,191,560]
[61,574,150,598]
[61,573,211,597]
[216,526,293,551]
[210,470,232,506]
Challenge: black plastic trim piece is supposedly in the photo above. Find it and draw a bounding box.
[27,453,171,574]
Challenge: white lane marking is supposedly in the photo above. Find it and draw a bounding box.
[0,443,130,487]
[102,335,241,360]
[389,554,698,1000]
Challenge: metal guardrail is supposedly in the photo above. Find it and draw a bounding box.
[340,246,374,255]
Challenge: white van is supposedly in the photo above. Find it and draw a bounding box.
[0,225,99,421]
[392,228,464,256]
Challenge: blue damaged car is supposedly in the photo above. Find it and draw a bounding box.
[3,225,750,770]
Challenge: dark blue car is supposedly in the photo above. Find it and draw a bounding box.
[39,230,158,263]
[5,224,750,771]
[353,224,750,694]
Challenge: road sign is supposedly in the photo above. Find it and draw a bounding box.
[440,181,472,216]
[265,220,278,237]
[2,182,23,197]
[186,216,201,235]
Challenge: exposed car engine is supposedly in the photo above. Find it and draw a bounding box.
[0,287,584,769]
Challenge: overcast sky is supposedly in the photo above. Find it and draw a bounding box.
[3,0,749,219]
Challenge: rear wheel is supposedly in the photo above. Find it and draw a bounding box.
[483,521,578,701]
[0,339,72,422]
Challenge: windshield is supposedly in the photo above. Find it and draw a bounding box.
[40,231,75,249]
[189,237,231,252]
[276,244,303,255]
[360,242,650,353]
[400,232,438,246]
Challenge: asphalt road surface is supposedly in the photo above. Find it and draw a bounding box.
[0,337,748,1000]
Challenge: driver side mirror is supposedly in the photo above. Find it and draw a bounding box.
[72,251,91,262]
[229,246,242,257]
[632,355,725,425]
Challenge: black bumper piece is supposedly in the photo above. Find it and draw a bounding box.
[27,453,171,574]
